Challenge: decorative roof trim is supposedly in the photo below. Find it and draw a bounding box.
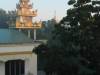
[0,51,33,56]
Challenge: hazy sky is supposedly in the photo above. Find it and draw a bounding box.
[0,0,69,21]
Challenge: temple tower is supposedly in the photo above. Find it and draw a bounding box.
[16,0,42,40]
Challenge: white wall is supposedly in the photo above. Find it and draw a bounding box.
[25,53,37,75]
[0,44,39,75]
[30,54,37,75]
[0,53,37,75]
[0,62,5,75]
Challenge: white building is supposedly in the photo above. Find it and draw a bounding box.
[0,29,40,75]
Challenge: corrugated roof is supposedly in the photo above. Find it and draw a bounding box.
[0,29,32,44]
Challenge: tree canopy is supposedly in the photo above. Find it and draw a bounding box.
[0,9,16,28]
[34,0,100,75]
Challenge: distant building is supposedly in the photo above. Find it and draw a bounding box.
[0,29,40,75]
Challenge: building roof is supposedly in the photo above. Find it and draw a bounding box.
[0,29,32,44]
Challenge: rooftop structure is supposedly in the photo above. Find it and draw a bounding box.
[0,0,42,75]
[16,0,42,29]
[0,28,40,75]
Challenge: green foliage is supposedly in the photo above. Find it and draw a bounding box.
[68,0,76,5]
[0,9,9,28]
[0,9,16,28]
[34,0,100,75]
[37,19,56,40]
[92,1,100,5]
[7,10,17,27]
[33,44,48,70]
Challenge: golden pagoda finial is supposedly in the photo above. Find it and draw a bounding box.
[16,0,42,29]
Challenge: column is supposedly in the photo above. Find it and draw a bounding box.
[34,29,37,41]
[25,58,30,75]
[0,61,5,75]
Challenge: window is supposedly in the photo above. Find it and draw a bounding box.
[5,60,25,75]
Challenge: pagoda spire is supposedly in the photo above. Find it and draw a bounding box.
[16,0,42,40]
[16,0,42,28]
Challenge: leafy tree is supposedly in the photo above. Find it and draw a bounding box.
[34,0,100,75]
[7,10,17,28]
[79,0,100,75]
[0,9,17,28]
[0,9,9,28]
[36,19,56,40]
[33,44,48,70]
